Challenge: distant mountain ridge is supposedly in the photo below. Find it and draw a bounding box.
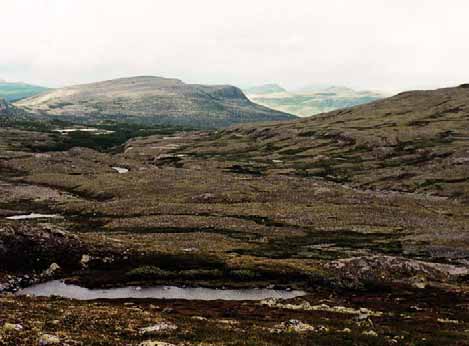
[15,76,295,128]
[243,84,287,95]
[243,83,386,117]
[0,80,49,102]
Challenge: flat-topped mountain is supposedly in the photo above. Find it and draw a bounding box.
[14,76,295,128]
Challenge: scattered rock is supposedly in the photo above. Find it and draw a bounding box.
[327,255,469,289]
[0,224,84,288]
[437,318,459,324]
[39,334,61,345]
[139,321,178,335]
[274,319,315,333]
[191,316,208,321]
[357,308,371,321]
[181,247,198,253]
[260,299,383,317]
[2,322,23,331]
[410,275,428,289]
[316,325,330,333]
[138,341,177,346]
[44,263,61,277]
[80,254,91,268]
[452,156,469,165]
[362,330,378,337]
[191,193,217,202]
[216,319,239,326]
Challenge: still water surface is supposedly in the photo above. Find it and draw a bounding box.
[17,280,306,301]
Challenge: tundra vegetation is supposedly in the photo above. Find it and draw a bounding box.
[1,85,469,345]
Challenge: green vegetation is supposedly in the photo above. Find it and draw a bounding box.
[1,118,193,152]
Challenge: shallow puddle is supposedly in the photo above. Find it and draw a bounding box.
[6,213,62,220]
[55,128,115,135]
[17,280,306,301]
[112,166,129,174]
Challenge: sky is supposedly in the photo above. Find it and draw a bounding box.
[2,0,469,92]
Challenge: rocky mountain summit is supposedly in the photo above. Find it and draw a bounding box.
[14,76,295,128]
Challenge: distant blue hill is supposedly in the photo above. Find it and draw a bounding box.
[0,81,49,102]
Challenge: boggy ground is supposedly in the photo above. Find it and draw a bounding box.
[1,109,469,345]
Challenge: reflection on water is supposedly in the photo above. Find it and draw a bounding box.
[17,280,306,301]
[6,213,62,220]
[55,128,115,135]
[111,167,129,174]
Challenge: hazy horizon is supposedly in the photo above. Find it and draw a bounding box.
[2,0,469,93]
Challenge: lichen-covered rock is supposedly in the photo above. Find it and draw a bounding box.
[43,263,61,277]
[139,341,177,346]
[0,224,84,273]
[139,321,178,335]
[80,254,91,269]
[2,323,23,332]
[39,334,60,345]
[326,255,469,289]
[260,299,383,317]
[273,319,315,333]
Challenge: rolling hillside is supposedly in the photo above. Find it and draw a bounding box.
[180,84,469,199]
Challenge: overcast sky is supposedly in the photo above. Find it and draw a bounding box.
[2,0,469,92]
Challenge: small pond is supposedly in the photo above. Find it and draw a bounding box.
[112,166,129,174]
[55,128,115,135]
[6,213,62,220]
[17,280,306,301]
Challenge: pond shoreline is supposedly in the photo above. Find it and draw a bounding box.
[16,280,306,301]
